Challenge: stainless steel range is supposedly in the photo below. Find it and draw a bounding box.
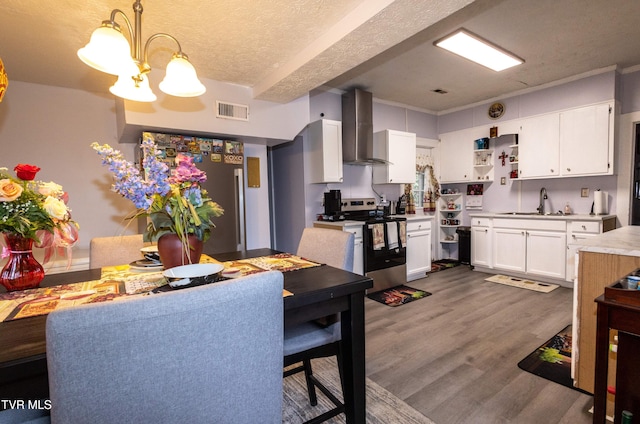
[342,198,407,293]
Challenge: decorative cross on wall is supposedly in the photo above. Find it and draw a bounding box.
[498,150,508,166]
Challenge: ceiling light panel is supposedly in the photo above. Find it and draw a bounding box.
[435,29,523,72]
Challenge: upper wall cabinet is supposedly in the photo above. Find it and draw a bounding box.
[308,119,343,184]
[372,129,416,184]
[559,102,613,177]
[439,127,487,183]
[516,101,614,180]
[518,113,560,179]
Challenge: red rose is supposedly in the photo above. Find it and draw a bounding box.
[14,164,41,181]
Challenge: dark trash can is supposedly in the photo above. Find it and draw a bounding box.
[456,226,471,265]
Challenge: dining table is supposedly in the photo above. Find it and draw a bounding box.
[0,248,373,423]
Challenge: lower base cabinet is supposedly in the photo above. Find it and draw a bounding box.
[406,219,431,282]
[471,225,492,267]
[492,228,526,272]
[492,224,566,279]
[526,230,567,279]
[472,215,615,283]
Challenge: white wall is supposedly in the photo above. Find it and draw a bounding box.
[0,81,135,253]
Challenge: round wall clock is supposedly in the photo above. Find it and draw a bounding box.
[488,102,505,119]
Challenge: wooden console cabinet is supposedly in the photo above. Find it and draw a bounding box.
[593,285,640,423]
[575,251,640,395]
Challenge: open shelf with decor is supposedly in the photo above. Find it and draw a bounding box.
[439,193,462,244]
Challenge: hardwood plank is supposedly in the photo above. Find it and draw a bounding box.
[365,266,593,424]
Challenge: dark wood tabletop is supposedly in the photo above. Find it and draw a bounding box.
[1,248,373,423]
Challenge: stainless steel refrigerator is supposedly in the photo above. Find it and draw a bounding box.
[140,132,246,254]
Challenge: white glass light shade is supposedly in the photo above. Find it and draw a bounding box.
[435,29,523,72]
[77,25,135,75]
[159,56,206,97]
[109,72,157,102]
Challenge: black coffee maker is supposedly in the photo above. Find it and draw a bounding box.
[323,190,342,218]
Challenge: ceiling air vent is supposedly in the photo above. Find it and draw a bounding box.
[216,101,249,121]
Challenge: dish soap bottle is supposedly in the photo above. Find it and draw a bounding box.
[564,202,572,215]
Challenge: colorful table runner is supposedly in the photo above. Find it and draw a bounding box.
[0,253,319,323]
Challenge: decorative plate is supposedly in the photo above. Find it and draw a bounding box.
[488,102,505,119]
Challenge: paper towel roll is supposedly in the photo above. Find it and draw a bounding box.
[594,191,608,215]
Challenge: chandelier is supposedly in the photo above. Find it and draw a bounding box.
[77,0,206,102]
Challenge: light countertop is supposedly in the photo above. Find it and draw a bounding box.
[468,212,615,222]
[578,225,640,257]
[314,213,434,228]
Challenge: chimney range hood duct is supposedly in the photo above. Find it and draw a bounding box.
[342,88,387,165]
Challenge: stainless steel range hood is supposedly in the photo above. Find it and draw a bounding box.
[342,89,387,165]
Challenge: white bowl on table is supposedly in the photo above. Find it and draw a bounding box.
[163,263,225,288]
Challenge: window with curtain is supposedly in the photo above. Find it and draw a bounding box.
[414,151,440,211]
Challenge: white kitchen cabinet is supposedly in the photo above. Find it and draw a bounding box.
[565,219,614,282]
[471,217,492,268]
[406,219,431,281]
[518,113,560,179]
[439,128,479,183]
[372,130,416,184]
[560,102,613,176]
[308,119,343,184]
[493,228,527,272]
[493,218,567,279]
[526,230,567,279]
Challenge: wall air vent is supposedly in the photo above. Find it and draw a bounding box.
[216,101,249,121]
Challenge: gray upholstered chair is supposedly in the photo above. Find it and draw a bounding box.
[89,234,145,268]
[284,227,354,423]
[0,271,284,424]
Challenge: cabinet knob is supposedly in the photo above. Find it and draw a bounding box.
[582,225,586,230]
[566,168,571,172]
[484,229,488,233]
[550,169,554,172]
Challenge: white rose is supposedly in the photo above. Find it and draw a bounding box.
[38,181,63,197]
[43,196,69,220]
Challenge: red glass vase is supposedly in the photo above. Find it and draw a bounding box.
[157,233,203,269]
[0,233,45,292]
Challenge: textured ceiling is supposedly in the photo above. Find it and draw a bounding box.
[1,0,639,112]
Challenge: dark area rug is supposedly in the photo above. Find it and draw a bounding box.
[518,325,590,394]
[430,259,460,273]
[367,285,431,307]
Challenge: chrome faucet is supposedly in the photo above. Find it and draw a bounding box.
[537,187,548,215]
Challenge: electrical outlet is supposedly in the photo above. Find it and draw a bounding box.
[501,177,506,185]
[581,188,589,197]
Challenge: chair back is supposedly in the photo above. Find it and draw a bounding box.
[45,271,284,424]
[89,234,145,268]
[297,227,354,272]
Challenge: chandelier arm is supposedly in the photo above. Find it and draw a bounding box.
[108,9,135,58]
[142,33,184,73]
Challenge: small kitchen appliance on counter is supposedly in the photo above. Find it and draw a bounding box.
[396,194,407,214]
[323,190,344,221]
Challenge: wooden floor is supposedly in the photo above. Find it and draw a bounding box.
[364,265,594,424]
